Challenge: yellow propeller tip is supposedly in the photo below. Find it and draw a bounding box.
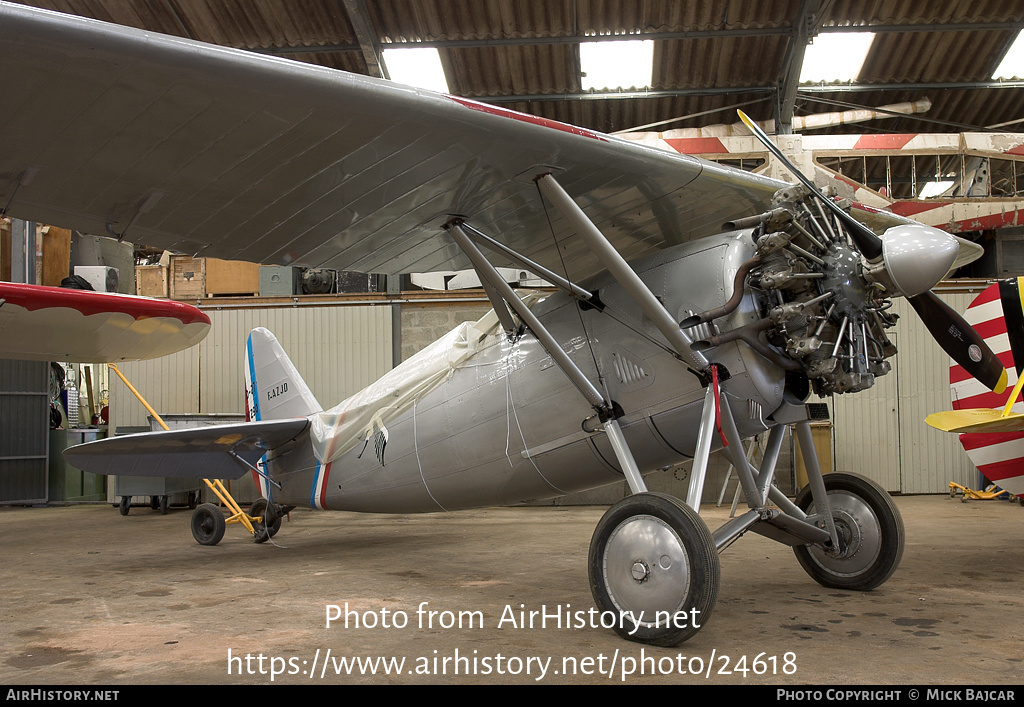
[995,368,1008,395]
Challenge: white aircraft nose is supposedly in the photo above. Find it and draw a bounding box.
[881,223,960,298]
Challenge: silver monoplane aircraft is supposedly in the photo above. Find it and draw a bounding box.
[0,2,1005,646]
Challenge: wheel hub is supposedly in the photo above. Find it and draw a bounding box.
[808,491,882,576]
[603,514,690,625]
[630,561,649,582]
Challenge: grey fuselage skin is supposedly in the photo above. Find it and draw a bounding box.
[266,231,786,513]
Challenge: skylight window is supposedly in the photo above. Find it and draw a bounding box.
[799,32,875,83]
[580,39,653,91]
[382,47,450,93]
[919,180,955,199]
[993,30,1024,79]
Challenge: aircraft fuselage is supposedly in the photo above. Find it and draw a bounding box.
[266,231,788,513]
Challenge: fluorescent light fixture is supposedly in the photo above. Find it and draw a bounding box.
[382,47,450,93]
[800,32,875,83]
[993,30,1024,79]
[580,39,653,90]
[919,180,954,198]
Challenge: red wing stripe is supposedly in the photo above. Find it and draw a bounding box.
[974,458,1024,483]
[950,351,1016,387]
[971,317,1012,340]
[959,431,1024,450]
[966,284,1002,307]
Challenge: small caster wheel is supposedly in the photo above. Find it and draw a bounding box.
[159,495,169,515]
[119,496,131,516]
[191,504,226,546]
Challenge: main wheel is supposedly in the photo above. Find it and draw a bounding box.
[191,503,226,546]
[589,493,719,646]
[250,498,281,544]
[793,472,904,591]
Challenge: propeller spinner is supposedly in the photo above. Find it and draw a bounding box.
[737,111,1007,394]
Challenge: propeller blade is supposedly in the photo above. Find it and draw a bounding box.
[736,110,1005,392]
[737,110,883,260]
[907,291,1007,393]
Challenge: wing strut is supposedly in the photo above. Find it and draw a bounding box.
[458,222,595,303]
[445,220,648,495]
[535,174,709,374]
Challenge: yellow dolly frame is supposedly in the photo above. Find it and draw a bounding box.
[108,364,271,540]
[948,481,1018,503]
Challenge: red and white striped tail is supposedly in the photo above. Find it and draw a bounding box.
[952,279,1024,495]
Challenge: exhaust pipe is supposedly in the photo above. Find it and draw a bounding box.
[681,257,760,329]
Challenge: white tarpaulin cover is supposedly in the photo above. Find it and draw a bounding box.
[309,294,546,465]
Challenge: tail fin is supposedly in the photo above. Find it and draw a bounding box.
[245,327,322,421]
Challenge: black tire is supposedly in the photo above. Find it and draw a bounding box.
[187,492,198,510]
[119,496,130,516]
[589,492,719,646]
[150,496,160,511]
[793,472,904,591]
[159,495,169,515]
[191,504,226,546]
[250,498,281,544]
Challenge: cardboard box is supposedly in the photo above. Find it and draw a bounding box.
[205,258,259,296]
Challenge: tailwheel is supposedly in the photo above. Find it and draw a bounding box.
[191,503,226,546]
[250,498,282,544]
[589,493,719,646]
[793,472,904,591]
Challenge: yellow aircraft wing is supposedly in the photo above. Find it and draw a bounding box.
[925,408,1024,434]
[928,363,1024,433]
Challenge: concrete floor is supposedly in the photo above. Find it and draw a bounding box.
[1,494,1021,685]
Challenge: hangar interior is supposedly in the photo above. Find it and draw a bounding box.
[4,0,1024,507]
[2,0,1024,688]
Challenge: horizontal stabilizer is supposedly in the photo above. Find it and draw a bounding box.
[64,418,310,479]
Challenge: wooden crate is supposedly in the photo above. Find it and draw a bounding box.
[0,219,10,282]
[205,258,259,296]
[169,255,206,300]
[40,226,71,287]
[136,264,168,298]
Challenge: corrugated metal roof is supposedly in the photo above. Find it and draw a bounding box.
[12,0,1024,134]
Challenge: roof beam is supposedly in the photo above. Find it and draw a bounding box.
[249,21,1024,58]
[478,87,775,103]
[468,79,1024,105]
[339,0,388,79]
[776,0,823,135]
[798,80,1024,92]
[820,22,1024,34]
